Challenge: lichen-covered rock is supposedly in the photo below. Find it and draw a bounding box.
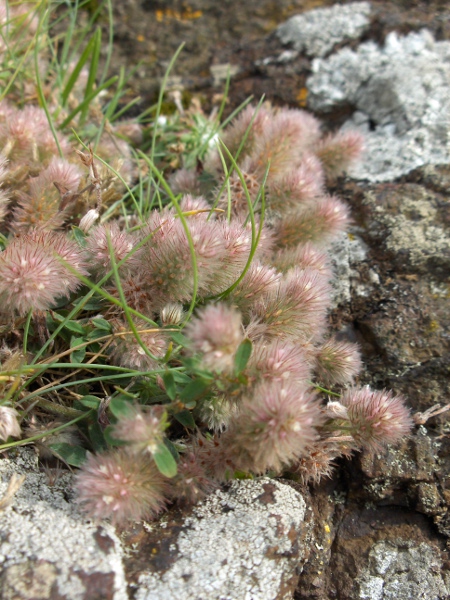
[307,29,450,181]
[357,540,450,600]
[276,2,371,58]
[131,479,308,600]
[0,448,128,600]
[0,451,309,600]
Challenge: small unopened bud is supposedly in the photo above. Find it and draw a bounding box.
[79,209,100,232]
[160,303,185,326]
[325,401,349,420]
[0,406,21,441]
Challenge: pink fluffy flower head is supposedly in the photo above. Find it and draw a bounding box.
[315,130,364,178]
[272,243,332,280]
[230,261,281,313]
[110,404,168,455]
[228,380,322,473]
[109,320,168,372]
[267,153,325,214]
[314,337,362,386]
[185,303,244,373]
[274,196,350,248]
[141,209,227,304]
[340,386,413,451]
[251,267,331,342]
[87,223,140,276]
[249,339,312,386]
[75,449,168,525]
[0,230,87,315]
[170,451,217,505]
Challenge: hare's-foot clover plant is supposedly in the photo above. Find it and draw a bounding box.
[0,0,413,526]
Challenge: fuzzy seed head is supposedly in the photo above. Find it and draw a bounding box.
[250,340,311,386]
[275,196,350,248]
[230,261,281,313]
[267,153,325,213]
[0,230,87,314]
[228,380,322,473]
[340,386,413,451]
[272,243,332,279]
[110,404,168,455]
[87,223,140,276]
[315,130,364,178]
[170,452,217,505]
[109,320,168,371]
[251,267,331,342]
[185,303,244,373]
[75,449,168,525]
[314,337,362,386]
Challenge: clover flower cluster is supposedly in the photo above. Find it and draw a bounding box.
[0,94,413,526]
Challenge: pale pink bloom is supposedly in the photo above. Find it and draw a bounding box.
[109,320,167,371]
[275,196,350,248]
[87,223,140,275]
[251,108,322,180]
[250,339,311,386]
[294,438,347,485]
[185,303,243,373]
[110,404,168,455]
[230,261,281,313]
[0,406,21,441]
[340,386,413,451]
[314,337,362,386]
[228,380,322,473]
[170,451,217,505]
[216,163,262,218]
[250,267,331,342]
[107,276,154,317]
[141,209,227,303]
[40,157,82,193]
[0,230,87,314]
[273,243,332,279]
[267,153,325,213]
[205,104,271,174]
[179,194,211,218]
[75,449,168,525]
[315,130,364,178]
[208,219,252,293]
[169,170,201,196]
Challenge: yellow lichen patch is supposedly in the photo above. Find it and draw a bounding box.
[155,7,203,22]
[136,34,145,42]
[296,87,308,107]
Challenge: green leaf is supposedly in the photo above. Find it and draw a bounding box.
[87,328,108,341]
[234,338,252,373]
[78,395,101,409]
[174,409,195,429]
[109,395,135,419]
[153,442,177,478]
[162,371,177,401]
[171,332,189,347]
[91,318,112,332]
[48,443,87,467]
[103,425,128,446]
[52,314,86,335]
[72,226,87,247]
[179,378,210,403]
[88,422,108,452]
[70,336,86,363]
